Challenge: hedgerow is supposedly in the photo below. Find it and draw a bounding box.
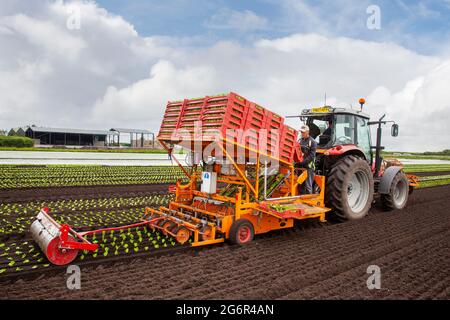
[0,136,34,148]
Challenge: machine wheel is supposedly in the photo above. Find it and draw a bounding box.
[326,155,374,221]
[200,226,214,241]
[161,221,177,236]
[155,219,166,231]
[146,213,157,230]
[229,219,254,245]
[46,235,79,266]
[381,171,409,210]
[171,226,191,244]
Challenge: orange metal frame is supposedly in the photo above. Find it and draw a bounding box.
[144,137,330,247]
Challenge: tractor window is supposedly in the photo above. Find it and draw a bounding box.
[334,114,355,145]
[307,117,333,147]
[356,117,372,161]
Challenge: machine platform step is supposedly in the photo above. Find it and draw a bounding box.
[257,201,329,220]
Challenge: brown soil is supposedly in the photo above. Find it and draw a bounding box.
[1,185,449,300]
[409,171,450,177]
[0,184,171,203]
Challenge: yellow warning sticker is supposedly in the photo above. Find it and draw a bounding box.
[311,106,331,113]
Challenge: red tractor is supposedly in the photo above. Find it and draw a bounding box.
[289,100,418,221]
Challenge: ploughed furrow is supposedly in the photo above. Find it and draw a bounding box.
[279,225,450,299]
[0,194,175,277]
[194,190,449,299]
[0,194,173,240]
[0,226,188,280]
[2,185,449,299]
[0,184,172,203]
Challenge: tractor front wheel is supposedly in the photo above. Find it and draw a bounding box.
[381,171,409,210]
[326,155,374,221]
[229,219,254,245]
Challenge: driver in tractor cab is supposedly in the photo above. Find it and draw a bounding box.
[319,120,333,147]
[322,120,332,137]
[297,125,317,194]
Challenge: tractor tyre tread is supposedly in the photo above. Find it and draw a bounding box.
[381,171,409,211]
[325,155,374,221]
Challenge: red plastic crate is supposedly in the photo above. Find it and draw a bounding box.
[279,126,299,162]
[243,103,266,131]
[158,92,300,163]
[159,93,250,141]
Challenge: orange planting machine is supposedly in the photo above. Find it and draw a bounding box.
[30,92,330,265]
[31,92,417,265]
[144,92,330,246]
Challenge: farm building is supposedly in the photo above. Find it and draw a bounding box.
[25,126,118,147]
[110,128,155,148]
[8,127,28,137]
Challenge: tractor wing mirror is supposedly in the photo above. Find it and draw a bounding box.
[391,124,399,137]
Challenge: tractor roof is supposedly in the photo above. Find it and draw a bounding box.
[300,106,370,119]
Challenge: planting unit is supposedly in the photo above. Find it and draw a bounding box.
[148,92,329,247]
[29,92,330,265]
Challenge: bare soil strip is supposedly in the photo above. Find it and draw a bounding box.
[0,184,171,203]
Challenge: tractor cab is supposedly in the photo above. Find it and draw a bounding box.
[294,103,402,177]
[299,106,372,162]
[287,101,416,222]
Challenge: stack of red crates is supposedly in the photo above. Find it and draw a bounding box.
[158,92,300,163]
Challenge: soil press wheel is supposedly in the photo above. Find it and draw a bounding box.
[171,226,191,244]
[200,226,214,241]
[30,216,79,266]
[161,221,177,236]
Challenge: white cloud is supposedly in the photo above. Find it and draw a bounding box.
[0,1,449,152]
[204,8,268,31]
[0,13,87,61]
[93,60,218,129]
[367,61,450,152]
[0,0,167,128]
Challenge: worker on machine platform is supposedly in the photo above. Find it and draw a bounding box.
[298,124,317,194]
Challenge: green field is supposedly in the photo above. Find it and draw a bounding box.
[416,176,450,188]
[403,164,450,173]
[0,165,189,188]
[0,147,184,154]
[0,164,448,189]
[384,151,450,161]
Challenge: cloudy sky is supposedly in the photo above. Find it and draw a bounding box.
[0,0,449,151]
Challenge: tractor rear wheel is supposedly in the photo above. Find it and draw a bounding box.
[326,155,374,221]
[381,171,409,210]
[229,219,254,245]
